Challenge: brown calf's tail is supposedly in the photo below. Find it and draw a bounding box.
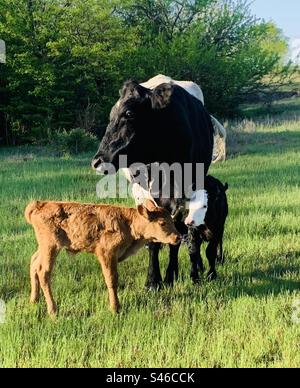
[25,201,42,224]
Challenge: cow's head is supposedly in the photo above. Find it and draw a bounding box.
[92,81,174,173]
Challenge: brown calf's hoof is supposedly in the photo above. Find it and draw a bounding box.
[111,305,120,314]
[48,305,58,318]
[30,296,39,305]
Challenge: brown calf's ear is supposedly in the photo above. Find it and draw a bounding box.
[143,199,158,212]
[137,200,158,220]
[137,204,150,220]
[151,83,174,109]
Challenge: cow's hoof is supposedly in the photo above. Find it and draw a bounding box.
[207,271,217,281]
[191,276,201,285]
[145,280,163,290]
[164,270,178,287]
[30,296,39,305]
[216,255,225,265]
[190,270,201,284]
[48,307,58,319]
[164,276,175,287]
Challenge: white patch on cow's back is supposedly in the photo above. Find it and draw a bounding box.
[141,75,172,89]
[141,75,204,104]
[174,81,204,104]
[185,189,208,227]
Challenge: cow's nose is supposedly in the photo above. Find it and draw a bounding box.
[185,219,195,227]
[175,234,182,244]
[171,234,182,245]
[91,157,103,170]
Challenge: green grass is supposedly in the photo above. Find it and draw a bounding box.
[0,109,300,368]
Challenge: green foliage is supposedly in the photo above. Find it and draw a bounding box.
[0,0,293,145]
[121,0,292,114]
[50,128,97,155]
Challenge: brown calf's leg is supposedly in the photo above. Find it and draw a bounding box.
[37,245,59,317]
[30,251,41,304]
[98,255,120,313]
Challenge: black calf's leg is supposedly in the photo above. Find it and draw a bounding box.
[217,226,225,265]
[216,239,225,265]
[206,240,218,281]
[165,244,180,286]
[187,228,204,283]
[145,243,163,289]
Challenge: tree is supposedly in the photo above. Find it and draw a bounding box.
[0,0,292,145]
[118,0,290,114]
[0,0,138,143]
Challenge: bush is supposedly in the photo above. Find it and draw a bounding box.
[0,0,293,145]
[50,128,97,155]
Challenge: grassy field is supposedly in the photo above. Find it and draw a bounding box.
[0,102,300,368]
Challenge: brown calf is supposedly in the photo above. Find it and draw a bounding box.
[25,200,181,316]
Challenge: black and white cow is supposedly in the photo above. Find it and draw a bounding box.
[92,80,214,288]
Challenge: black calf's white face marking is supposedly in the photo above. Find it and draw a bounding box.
[185,190,208,227]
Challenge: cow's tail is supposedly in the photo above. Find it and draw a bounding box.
[25,201,42,224]
[211,115,227,163]
[211,115,227,139]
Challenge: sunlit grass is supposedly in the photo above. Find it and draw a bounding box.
[0,112,299,367]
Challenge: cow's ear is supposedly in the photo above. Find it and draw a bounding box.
[137,200,158,220]
[120,80,148,99]
[137,204,151,220]
[151,83,174,109]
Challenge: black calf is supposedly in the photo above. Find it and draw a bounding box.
[185,176,228,282]
[135,165,228,288]
[146,176,229,287]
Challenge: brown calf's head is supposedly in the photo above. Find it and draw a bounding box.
[137,200,181,245]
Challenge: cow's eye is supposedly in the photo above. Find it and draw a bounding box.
[125,110,134,119]
[159,220,166,226]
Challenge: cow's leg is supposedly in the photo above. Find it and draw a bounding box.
[206,240,218,281]
[145,242,162,289]
[164,243,180,286]
[30,251,41,304]
[196,239,205,274]
[216,238,225,265]
[97,254,120,313]
[216,225,225,264]
[187,227,204,283]
[37,245,59,316]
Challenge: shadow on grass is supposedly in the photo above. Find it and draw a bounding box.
[226,263,300,299]
[240,97,300,120]
[227,129,300,158]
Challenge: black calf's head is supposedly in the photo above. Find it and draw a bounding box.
[92,81,174,173]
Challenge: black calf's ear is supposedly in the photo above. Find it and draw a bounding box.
[151,83,174,109]
[224,183,229,192]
